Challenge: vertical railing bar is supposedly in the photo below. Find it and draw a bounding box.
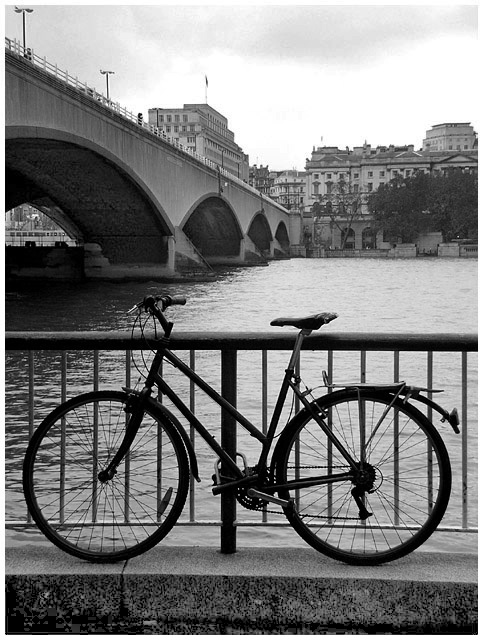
[59,351,67,522]
[393,350,400,524]
[262,349,268,524]
[28,351,35,439]
[327,350,334,519]
[262,350,268,435]
[27,351,35,522]
[125,350,131,521]
[92,350,99,521]
[93,350,99,391]
[189,350,196,522]
[360,350,366,383]
[461,351,468,528]
[427,352,434,514]
[220,348,237,553]
[294,353,300,509]
[359,350,366,463]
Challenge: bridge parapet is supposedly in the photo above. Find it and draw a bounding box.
[4,37,287,215]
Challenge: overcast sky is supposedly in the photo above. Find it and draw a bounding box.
[4,2,479,170]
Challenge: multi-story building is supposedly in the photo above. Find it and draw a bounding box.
[148,103,249,181]
[249,164,272,197]
[304,127,478,251]
[423,122,477,152]
[270,170,307,211]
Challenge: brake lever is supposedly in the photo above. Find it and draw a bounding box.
[127,303,142,314]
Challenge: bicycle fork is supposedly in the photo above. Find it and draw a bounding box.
[97,388,150,483]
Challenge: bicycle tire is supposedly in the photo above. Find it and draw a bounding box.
[274,388,452,565]
[23,390,190,562]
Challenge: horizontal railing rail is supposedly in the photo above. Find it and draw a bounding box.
[5,331,477,352]
[5,331,477,553]
[5,37,284,214]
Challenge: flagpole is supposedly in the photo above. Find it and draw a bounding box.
[205,75,208,104]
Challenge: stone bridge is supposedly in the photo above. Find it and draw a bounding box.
[5,42,296,279]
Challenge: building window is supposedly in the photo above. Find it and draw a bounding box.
[175,115,180,122]
[353,184,359,193]
[174,126,179,133]
[379,171,385,177]
[166,126,171,133]
[182,126,187,132]
[368,171,373,178]
[314,173,319,179]
[167,115,172,123]
[354,172,359,179]
[158,114,164,123]
[367,183,373,192]
[326,173,332,180]
[183,115,188,122]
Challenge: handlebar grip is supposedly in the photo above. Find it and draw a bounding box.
[169,295,187,306]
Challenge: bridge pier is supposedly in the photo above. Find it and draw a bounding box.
[237,236,267,265]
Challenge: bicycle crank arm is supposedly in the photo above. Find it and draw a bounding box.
[247,488,291,508]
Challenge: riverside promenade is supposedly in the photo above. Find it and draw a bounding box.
[6,545,477,634]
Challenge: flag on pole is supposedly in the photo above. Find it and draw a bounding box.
[205,75,208,87]
[205,75,208,103]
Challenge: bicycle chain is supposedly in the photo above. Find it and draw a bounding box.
[238,465,364,520]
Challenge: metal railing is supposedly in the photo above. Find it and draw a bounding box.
[5,331,477,551]
[5,37,284,215]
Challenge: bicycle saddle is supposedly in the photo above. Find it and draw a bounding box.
[270,312,338,331]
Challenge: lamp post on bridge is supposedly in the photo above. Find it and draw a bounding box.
[100,69,115,102]
[14,6,33,52]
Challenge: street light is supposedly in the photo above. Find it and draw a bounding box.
[100,70,115,102]
[14,6,33,51]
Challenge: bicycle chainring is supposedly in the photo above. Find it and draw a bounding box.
[235,486,265,511]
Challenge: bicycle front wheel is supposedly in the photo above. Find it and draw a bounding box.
[23,391,189,562]
[274,389,452,564]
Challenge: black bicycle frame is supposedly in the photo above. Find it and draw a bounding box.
[140,328,359,482]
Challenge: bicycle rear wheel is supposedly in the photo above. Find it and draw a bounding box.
[274,389,451,564]
[23,391,189,562]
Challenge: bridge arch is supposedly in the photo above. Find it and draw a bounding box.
[182,194,243,259]
[247,211,273,254]
[275,221,290,253]
[5,126,174,265]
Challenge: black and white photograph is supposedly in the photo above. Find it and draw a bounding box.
[5,1,478,634]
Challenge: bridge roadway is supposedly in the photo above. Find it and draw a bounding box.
[5,42,295,280]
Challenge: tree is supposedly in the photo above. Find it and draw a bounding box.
[367,170,477,243]
[429,170,478,241]
[321,176,363,249]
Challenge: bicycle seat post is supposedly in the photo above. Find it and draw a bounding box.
[287,329,311,374]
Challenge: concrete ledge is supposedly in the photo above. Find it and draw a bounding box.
[6,546,477,634]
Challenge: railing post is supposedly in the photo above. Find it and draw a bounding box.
[220,349,237,553]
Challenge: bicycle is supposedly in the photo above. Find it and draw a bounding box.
[23,294,460,565]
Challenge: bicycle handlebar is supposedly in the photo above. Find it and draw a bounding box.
[128,294,187,314]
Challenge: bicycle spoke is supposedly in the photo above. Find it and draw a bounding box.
[276,390,451,564]
[25,392,189,561]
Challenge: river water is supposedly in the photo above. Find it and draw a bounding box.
[5,257,478,553]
